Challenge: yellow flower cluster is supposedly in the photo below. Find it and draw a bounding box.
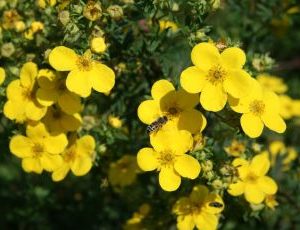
[5,46,116,181]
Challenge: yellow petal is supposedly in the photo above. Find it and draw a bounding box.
[151,79,175,100]
[159,167,181,191]
[40,153,63,171]
[58,91,82,114]
[37,69,57,89]
[90,63,115,93]
[191,42,220,70]
[178,109,207,133]
[257,176,278,195]
[177,215,195,230]
[233,158,250,179]
[20,62,38,88]
[263,90,281,113]
[71,155,92,176]
[0,67,5,85]
[228,181,245,196]
[36,88,58,106]
[52,164,70,182]
[224,70,252,98]
[44,134,68,154]
[204,194,224,214]
[240,113,264,138]
[25,101,47,121]
[76,135,95,156]
[6,80,24,101]
[180,66,207,93]
[250,153,270,176]
[66,69,92,97]
[195,212,218,230]
[61,113,82,132]
[190,185,209,203]
[151,130,193,155]
[22,158,43,174]
[176,89,199,110]
[9,135,33,158]
[137,148,158,171]
[220,47,246,69]
[200,83,227,112]
[137,100,161,124]
[26,122,49,139]
[244,183,265,204]
[49,46,77,71]
[262,112,286,134]
[174,154,200,179]
[4,100,27,123]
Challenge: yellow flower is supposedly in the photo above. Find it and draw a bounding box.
[137,130,200,191]
[173,185,224,230]
[180,42,253,112]
[83,0,102,21]
[256,74,288,94]
[24,29,34,40]
[229,79,286,138]
[269,141,297,171]
[124,203,151,230]
[42,107,82,134]
[228,153,278,204]
[31,21,44,33]
[2,9,21,29]
[36,69,82,114]
[224,139,246,157]
[9,122,67,174]
[4,62,47,123]
[108,155,139,187]
[138,79,207,134]
[49,46,115,97]
[91,37,107,53]
[159,20,178,32]
[52,135,95,181]
[14,21,26,32]
[0,67,5,85]
[265,195,279,210]
[108,115,122,128]
[279,95,294,119]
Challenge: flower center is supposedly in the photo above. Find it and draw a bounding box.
[32,143,44,158]
[249,100,265,116]
[157,151,175,168]
[245,172,258,183]
[76,56,92,71]
[63,149,76,163]
[207,64,227,85]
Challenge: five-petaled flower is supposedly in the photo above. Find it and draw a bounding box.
[227,153,278,204]
[173,185,224,230]
[49,46,115,97]
[180,42,253,112]
[137,130,200,191]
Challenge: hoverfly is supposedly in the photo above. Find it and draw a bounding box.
[147,116,168,134]
[208,201,224,208]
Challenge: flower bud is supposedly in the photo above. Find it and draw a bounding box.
[1,43,15,57]
[107,5,123,20]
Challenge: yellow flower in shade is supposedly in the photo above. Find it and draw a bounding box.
[228,153,278,204]
[52,135,95,181]
[83,0,102,21]
[2,9,21,29]
[256,74,287,94]
[137,79,207,134]
[108,155,139,187]
[180,42,253,112]
[265,195,279,210]
[173,185,224,230]
[108,115,122,128]
[124,203,151,230]
[36,69,82,114]
[0,67,5,85]
[137,130,200,191]
[49,46,115,97]
[9,122,67,174]
[224,139,246,157]
[159,20,178,32]
[279,95,294,119]
[91,37,107,53]
[229,79,286,138]
[293,100,300,117]
[37,0,57,8]
[3,62,47,123]
[42,107,82,134]
[269,141,297,171]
